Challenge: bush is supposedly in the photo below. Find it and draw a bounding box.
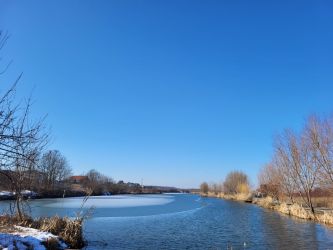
[36,216,84,249]
[200,182,209,194]
[224,171,249,194]
[236,183,250,194]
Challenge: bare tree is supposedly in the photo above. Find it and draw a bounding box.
[272,147,297,203]
[275,128,319,215]
[210,182,220,195]
[200,182,209,195]
[258,163,282,200]
[0,97,47,220]
[39,150,72,192]
[0,31,48,220]
[223,171,249,194]
[305,115,333,188]
[85,169,111,194]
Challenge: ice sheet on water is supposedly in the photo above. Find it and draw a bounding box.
[45,195,175,208]
[91,205,204,221]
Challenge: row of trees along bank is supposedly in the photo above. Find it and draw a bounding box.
[200,170,251,200]
[259,114,333,216]
[0,150,73,195]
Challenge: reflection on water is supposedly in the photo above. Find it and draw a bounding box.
[1,194,333,249]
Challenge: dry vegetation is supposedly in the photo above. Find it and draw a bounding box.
[252,196,333,225]
[197,115,333,225]
[200,115,333,226]
[0,214,84,249]
[200,170,252,201]
[0,31,88,249]
[256,114,333,224]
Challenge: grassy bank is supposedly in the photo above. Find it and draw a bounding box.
[0,214,85,249]
[201,192,333,226]
[252,197,333,225]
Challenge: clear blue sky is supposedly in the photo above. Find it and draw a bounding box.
[1,1,332,188]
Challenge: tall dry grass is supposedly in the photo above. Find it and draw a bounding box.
[36,216,84,249]
[203,191,252,202]
[293,196,333,209]
[252,196,333,225]
[0,214,84,249]
[317,211,333,225]
[199,192,333,227]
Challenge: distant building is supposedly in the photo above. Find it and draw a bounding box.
[69,176,88,184]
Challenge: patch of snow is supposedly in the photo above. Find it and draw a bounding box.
[0,191,13,197]
[0,226,67,250]
[21,190,38,196]
[0,233,46,250]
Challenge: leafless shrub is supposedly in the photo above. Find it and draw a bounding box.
[38,150,72,192]
[223,171,249,195]
[258,163,282,200]
[263,115,333,215]
[200,182,209,195]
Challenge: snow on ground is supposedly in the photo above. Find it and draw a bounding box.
[0,226,67,250]
[0,233,45,250]
[0,191,13,197]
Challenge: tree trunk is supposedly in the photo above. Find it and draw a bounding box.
[16,194,23,221]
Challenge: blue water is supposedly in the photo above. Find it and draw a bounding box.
[1,194,333,249]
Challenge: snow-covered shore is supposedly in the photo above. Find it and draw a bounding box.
[0,226,67,250]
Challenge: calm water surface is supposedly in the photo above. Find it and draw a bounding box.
[1,194,333,249]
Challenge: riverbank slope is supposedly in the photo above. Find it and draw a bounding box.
[201,192,333,226]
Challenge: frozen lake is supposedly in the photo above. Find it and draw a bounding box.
[1,194,333,249]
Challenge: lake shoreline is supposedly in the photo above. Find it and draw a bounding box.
[0,193,183,249]
[0,191,184,201]
[201,192,333,227]
[2,193,333,249]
